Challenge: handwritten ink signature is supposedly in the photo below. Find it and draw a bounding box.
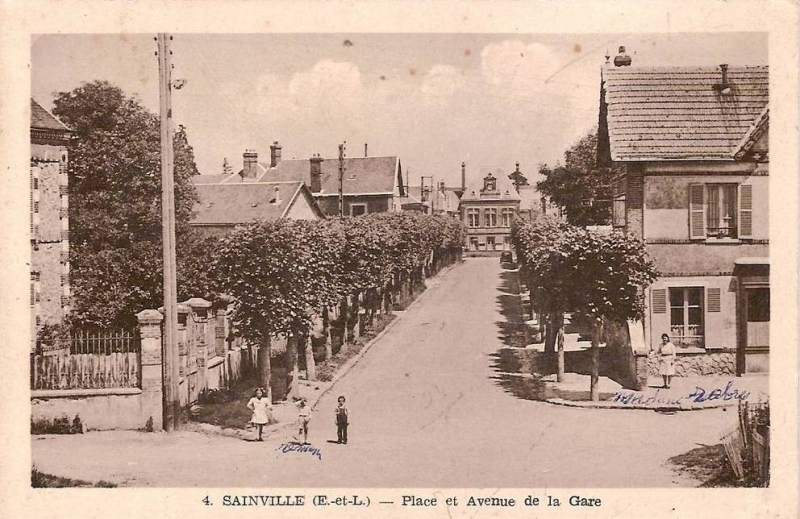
[611,381,752,407]
[276,442,322,460]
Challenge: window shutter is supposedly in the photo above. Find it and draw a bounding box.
[689,184,705,239]
[707,288,721,312]
[739,184,753,239]
[652,289,667,313]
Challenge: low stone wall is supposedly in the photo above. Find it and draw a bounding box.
[636,350,736,377]
[31,389,155,431]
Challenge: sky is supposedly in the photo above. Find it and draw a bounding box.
[32,33,767,187]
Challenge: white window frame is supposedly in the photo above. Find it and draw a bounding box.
[668,286,705,348]
[467,208,479,228]
[485,208,497,227]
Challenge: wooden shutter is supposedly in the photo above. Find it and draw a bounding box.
[652,289,667,313]
[707,287,721,312]
[739,184,753,239]
[689,184,705,239]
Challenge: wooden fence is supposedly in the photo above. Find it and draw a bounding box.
[31,330,141,390]
[721,400,770,486]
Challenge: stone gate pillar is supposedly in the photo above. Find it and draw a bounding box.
[137,309,164,431]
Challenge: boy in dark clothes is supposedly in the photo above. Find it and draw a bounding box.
[335,395,349,444]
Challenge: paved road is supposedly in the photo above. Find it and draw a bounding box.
[32,258,736,487]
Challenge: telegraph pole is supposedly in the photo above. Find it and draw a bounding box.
[338,142,346,218]
[157,33,180,432]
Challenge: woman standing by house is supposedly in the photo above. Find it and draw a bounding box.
[247,387,271,441]
[658,333,677,389]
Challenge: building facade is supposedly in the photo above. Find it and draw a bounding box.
[600,63,769,374]
[30,99,72,347]
[195,143,405,218]
[460,171,521,252]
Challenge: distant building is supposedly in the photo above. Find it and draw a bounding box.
[194,143,405,218]
[460,170,521,252]
[402,182,461,216]
[599,61,769,374]
[30,99,72,347]
[191,181,324,236]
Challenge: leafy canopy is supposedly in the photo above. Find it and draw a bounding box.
[52,81,199,327]
[511,213,658,323]
[536,129,615,227]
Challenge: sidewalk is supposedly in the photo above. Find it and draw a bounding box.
[545,373,768,411]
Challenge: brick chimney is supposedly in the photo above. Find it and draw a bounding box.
[242,149,258,179]
[614,46,631,67]
[461,162,466,192]
[270,141,282,167]
[309,154,324,193]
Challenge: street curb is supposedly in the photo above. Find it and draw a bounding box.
[306,260,463,414]
[544,397,740,412]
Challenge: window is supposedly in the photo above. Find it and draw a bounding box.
[669,287,704,347]
[467,208,479,227]
[486,236,496,250]
[350,203,367,217]
[469,237,479,251]
[485,208,497,227]
[706,184,737,238]
[501,208,514,227]
[689,183,753,240]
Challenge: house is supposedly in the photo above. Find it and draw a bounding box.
[460,169,521,252]
[191,181,324,236]
[402,182,461,216]
[196,142,405,218]
[599,58,769,375]
[30,99,72,347]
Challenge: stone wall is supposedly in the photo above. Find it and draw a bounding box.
[636,350,736,377]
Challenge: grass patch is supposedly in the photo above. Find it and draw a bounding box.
[668,444,745,487]
[31,468,116,488]
[189,377,276,430]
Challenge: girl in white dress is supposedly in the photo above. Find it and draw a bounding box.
[658,333,677,389]
[247,387,271,441]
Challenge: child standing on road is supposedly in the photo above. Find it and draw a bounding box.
[296,398,311,444]
[247,387,271,441]
[335,395,349,445]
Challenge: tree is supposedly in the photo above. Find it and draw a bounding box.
[512,213,658,399]
[52,81,199,327]
[536,129,615,227]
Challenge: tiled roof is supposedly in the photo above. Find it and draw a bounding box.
[193,174,229,185]
[31,99,71,131]
[230,156,399,195]
[192,181,304,225]
[602,66,768,161]
[460,171,521,202]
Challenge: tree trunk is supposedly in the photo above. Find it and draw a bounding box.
[544,314,556,354]
[557,315,565,382]
[590,318,602,401]
[288,334,300,400]
[304,333,316,382]
[256,336,272,403]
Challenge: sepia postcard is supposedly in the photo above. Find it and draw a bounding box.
[0,1,798,519]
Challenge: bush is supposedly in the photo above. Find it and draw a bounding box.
[31,415,84,435]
